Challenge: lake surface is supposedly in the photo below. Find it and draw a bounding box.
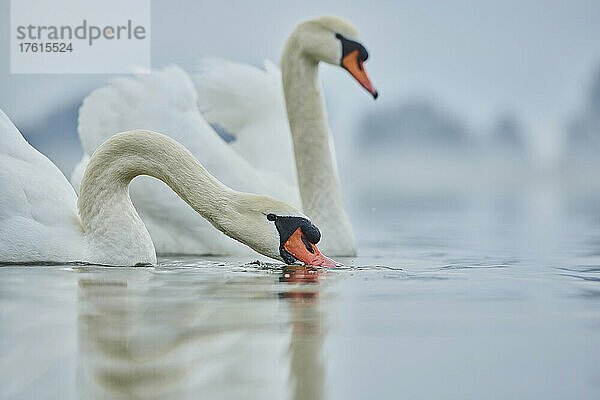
[1,196,600,399]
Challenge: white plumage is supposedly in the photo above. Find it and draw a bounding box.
[194,58,299,187]
[0,108,84,262]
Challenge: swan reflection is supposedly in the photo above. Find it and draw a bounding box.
[76,265,329,399]
[280,266,327,400]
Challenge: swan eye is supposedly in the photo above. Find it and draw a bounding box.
[267,213,277,221]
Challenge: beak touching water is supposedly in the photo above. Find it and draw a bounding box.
[283,227,341,267]
[342,49,378,99]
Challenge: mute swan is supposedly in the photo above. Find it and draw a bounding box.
[72,16,376,257]
[0,110,337,266]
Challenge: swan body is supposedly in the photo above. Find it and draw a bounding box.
[195,58,299,187]
[0,110,335,266]
[0,109,84,262]
[73,16,376,257]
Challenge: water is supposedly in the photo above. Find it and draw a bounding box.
[1,196,600,399]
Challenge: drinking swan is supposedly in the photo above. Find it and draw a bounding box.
[0,110,337,266]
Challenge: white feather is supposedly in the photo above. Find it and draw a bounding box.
[0,109,84,263]
[194,57,298,186]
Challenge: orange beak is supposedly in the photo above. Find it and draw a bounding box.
[342,49,378,99]
[283,228,340,267]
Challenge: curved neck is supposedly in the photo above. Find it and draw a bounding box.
[281,43,356,254]
[78,130,238,263]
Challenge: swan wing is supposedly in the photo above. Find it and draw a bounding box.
[75,65,299,255]
[193,58,298,187]
[0,109,83,262]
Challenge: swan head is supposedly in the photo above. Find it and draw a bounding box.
[287,15,378,98]
[224,194,340,267]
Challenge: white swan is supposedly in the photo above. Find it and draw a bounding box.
[73,16,377,257]
[0,109,337,266]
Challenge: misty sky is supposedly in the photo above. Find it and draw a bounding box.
[1,0,599,156]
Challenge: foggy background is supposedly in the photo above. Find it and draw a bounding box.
[1,0,600,249]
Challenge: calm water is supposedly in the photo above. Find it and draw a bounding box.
[1,197,600,399]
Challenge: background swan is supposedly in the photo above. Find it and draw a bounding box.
[73,16,377,257]
[0,109,336,266]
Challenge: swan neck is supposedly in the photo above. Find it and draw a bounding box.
[281,47,338,213]
[77,131,236,259]
[281,41,357,255]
